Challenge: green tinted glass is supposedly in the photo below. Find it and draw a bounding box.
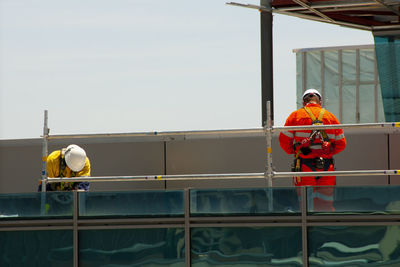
[0,192,73,219]
[79,228,185,266]
[0,230,73,266]
[308,226,400,266]
[191,227,302,266]
[308,186,400,214]
[79,190,184,217]
[191,188,300,216]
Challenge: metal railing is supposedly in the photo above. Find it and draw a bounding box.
[40,105,400,191]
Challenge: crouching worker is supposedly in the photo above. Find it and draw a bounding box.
[38,144,90,191]
[279,89,346,211]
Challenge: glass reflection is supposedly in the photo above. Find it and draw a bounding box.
[191,227,302,266]
[191,188,300,216]
[308,186,400,214]
[309,226,400,266]
[79,228,185,267]
[0,230,73,267]
[79,190,184,217]
[0,192,73,218]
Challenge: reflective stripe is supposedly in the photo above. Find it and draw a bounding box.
[295,132,312,138]
[310,144,322,149]
[327,133,336,140]
[336,133,345,140]
[281,131,294,138]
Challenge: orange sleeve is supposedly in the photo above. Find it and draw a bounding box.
[326,112,346,155]
[279,112,296,155]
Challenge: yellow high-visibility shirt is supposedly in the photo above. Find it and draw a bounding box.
[47,150,91,178]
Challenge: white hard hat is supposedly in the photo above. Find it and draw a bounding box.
[64,144,86,172]
[302,89,322,100]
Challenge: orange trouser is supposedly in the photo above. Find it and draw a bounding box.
[294,158,335,212]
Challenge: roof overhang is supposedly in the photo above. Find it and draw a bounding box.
[227,0,400,34]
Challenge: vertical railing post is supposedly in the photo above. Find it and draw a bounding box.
[40,110,49,215]
[265,101,273,211]
[184,188,191,267]
[265,101,273,186]
[73,191,79,267]
[301,186,309,267]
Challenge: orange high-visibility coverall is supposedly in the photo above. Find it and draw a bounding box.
[279,103,346,211]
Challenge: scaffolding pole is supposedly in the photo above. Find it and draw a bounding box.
[40,111,49,216]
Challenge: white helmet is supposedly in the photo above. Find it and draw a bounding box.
[302,88,322,101]
[64,144,86,172]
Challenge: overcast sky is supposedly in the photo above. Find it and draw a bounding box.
[0,0,374,140]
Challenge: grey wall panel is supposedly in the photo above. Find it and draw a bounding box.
[166,137,267,175]
[0,140,42,193]
[85,142,165,191]
[336,130,388,185]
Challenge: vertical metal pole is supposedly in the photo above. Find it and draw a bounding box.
[260,0,273,126]
[374,50,379,122]
[73,191,79,267]
[356,49,360,123]
[40,110,49,215]
[301,186,309,267]
[265,101,273,186]
[184,189,191,267]
[41,110,49,192]
[338,50,343,122]
[265,101,273,211]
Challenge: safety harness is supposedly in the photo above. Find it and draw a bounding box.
[293,107,333,181]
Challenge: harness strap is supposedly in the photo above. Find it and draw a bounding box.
[303,106,329,141]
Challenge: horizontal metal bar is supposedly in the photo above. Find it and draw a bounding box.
[275,1,381,12]
[44,122,400,140]
[274,169,400,177]
[46,173,266,183]
[226,2,271,12]
[273,122,400,132]
[45,128,265,140]
[46,168,400,184]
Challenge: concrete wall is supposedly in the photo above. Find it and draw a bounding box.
[0,128,398,193]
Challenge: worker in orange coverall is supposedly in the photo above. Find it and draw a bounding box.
[279,89,346,211]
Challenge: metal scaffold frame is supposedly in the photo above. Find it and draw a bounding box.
[40,104,400,191]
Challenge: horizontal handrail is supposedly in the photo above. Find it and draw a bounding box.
[43,122,400,140]
[45,169,400,183]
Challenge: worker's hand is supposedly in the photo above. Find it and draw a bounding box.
[321,141,331,154]
[295,138,312,155]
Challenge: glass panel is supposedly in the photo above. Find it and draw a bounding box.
[192,227,302,266]
[309,226,400,266]
[308,186,400,214]
[190,188,300,216]
[323,50,340,117]
[0,192,73,219]
[374,35,400,122]
[0,230,73,266]
[306,51,322,90]
[79,228,185,267]
[79,190,184,217]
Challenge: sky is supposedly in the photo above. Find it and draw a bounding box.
[0,0,374,140]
